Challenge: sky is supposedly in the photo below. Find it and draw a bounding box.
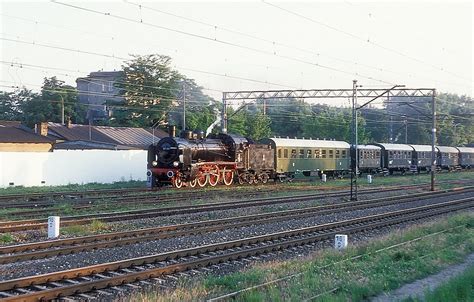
[0,0,472,108]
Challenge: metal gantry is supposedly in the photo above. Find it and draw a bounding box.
[222,83,437,200]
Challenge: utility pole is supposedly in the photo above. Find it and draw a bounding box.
[431,89,437,191]
[263,98,266,115]
[350,80,358,201]
[60,94,65,125]
[404,115,408,144]
[182,81,186,131]
[221,96,227,133]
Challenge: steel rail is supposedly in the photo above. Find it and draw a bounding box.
[0,197,471,301]
[0,182,455,233]
[0,188,472,264]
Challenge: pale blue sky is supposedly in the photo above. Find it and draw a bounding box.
[1,0,472,104]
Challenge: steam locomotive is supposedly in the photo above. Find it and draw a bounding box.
[147,126,274,188]
[147,127,474,188]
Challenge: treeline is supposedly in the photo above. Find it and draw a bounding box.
[0,54,472,146]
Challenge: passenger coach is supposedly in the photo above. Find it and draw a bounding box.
[457,147,474,168]
[264,138,350,179]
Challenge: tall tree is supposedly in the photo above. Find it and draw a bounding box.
[112,54,182,127]
[0,91,21,120]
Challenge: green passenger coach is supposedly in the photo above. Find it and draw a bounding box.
[262,137,351,179]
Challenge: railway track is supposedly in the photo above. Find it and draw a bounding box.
[0,187,472,264]
[1,172,471,208]
[0,183,457,233]
[0,196,471,301]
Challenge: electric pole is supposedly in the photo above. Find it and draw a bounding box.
[182,81,186,131]
[431,89,437,191]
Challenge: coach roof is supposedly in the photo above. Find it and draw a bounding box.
[268,138,350,149]
[372,143,414,151]
[409,145,433,152]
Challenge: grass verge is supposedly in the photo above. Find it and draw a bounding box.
[420,265,474,302]
[61,219,110,236]
[130,212,474,302]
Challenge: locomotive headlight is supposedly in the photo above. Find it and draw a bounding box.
[173,161,179,167]
[152,160,158,167]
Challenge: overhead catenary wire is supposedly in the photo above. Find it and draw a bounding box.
[126,1,471,90]
[50,0,395,85]
[0,36,296,89]
[262,1,473,84]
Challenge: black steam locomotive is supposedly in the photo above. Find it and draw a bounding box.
[147,127,274,188]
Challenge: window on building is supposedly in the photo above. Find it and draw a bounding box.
[108,81,113,92]
[102,83,106,92]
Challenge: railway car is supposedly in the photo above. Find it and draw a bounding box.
[436,146,460,170]
[263,137,350,179]
[371,143,414,174]
[457,147,474,169]
[357,145,382,175]
[409,144,433,172]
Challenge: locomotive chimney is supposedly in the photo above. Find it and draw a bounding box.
[169,125,176,137]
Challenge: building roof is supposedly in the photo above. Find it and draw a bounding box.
[54,140,135,150]
[268,138,350,149]
[0,126,54,144]
[47,122,167,149]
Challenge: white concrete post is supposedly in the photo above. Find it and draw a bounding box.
[335,234,348,250]
[321,174,327,182]
[367,175,373,184]
[48,216,60,239]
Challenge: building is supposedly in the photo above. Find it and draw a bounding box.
[76,71,125,120]
[0,121,54,152]
[42,122,168,150]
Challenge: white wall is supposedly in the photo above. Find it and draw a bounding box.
[0,149,147,188]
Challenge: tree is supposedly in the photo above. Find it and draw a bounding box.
[246,112,272,141]
[41,77,86,125]
[17,77,86,127]
[0,91,21,120]
[112,54,182,127]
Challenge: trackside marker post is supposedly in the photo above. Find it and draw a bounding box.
[48,216,60,239]
[335,234,348,250]
[367,175,373,184]
[322,174,327,182]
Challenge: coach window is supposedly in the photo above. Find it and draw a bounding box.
[335,150,340,159]
[284,149,288,158]
[306,149,312,158]
[322,150,327,158]
[376,151,380,157]
[342,150,347,158]
[315,149,320,158]
[328,150,334,158]
[291,149,297,158]
[278,149,282,159]
[299,149,304,159]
